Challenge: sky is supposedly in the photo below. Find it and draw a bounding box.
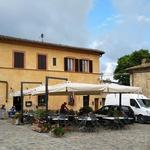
[0,0,150,80]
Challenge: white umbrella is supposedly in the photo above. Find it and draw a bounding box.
[101,83,142,93]
[32,81,106,95]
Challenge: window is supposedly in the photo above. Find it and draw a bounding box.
[64,57,93,73]
[130,99,140,108]
[52,57,56,66]
[14,52,24,68]
[64,58,75,72]
[38,54,47,70]
[38,95,46,106]
[83,95,89,107]
[79,59,92,73]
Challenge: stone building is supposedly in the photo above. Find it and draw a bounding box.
[0,35,104,111]
[127,61,150,98]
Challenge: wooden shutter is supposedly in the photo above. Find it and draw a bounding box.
[75,59,79,72]
[79,59,83,72]
[89,60,93,73]
[38,54,46,70]
[64,57,68,71]
[14,52,24,68]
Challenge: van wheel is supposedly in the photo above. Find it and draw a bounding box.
[137,115,145,124]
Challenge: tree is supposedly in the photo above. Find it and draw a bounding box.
[114,49,150,85]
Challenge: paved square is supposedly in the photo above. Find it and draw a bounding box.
[0,120,150,150]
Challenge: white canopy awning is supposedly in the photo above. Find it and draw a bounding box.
[32,82,106,95]
[101,83,142,93]
[10,82,142,97]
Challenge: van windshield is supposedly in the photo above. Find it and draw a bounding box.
[137,99,150,108]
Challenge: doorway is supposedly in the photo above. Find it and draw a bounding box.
[13,96,21,112]
[83,95,89,107]
[101,98,105,106]
[94,98,99,111]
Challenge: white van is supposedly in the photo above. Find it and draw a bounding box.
[105,93,150,123]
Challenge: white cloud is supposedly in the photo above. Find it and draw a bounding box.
[137,15,150,23]
[0,0,93,46]
[103,62,117,81]
[90,0,150,77]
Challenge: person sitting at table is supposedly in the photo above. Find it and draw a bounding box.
[8,106,16,117]
[60,102,69,114]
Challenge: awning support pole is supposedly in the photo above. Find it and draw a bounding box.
[45,76,68,112]
[119,92,122,109]
[20,81,42,123]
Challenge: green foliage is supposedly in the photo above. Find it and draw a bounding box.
[114,49,150,85]
[79,106,93,115]
[52,127,65,137]
[14,112,21,119]
[34,109,48,119]
[68,109,75,115]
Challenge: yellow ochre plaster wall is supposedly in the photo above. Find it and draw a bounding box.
[0,42,104,111]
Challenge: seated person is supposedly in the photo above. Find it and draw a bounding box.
[60,102,69,114]
[8,106,16,117]
[0,105,7,119]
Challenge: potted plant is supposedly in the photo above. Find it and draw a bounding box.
[14,112,21,125]
[78,106,93,115]
[51,126,65,137]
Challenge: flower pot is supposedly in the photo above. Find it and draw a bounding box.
[15,118,20,125]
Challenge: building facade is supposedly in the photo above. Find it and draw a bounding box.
[127,62,150,98]
[0,35,104,111]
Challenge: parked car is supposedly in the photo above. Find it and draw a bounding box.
[95,105,135,124]
[105,93,150,123]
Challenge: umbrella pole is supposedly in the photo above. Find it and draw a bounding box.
[119,92,122,109]
[45,76,68,113]
[45,77,49,112]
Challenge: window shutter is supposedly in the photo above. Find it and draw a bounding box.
[89,60,93,73]
[79,59,82,72]
[64,57,68,71]
[75,59,79,72]
[14,52,24,68]
[38,55,46,70]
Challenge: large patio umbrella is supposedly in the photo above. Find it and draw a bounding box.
[32,81,106,95]
[10,82,142,109]
[9,84,44,97]
[100,83,142,107]
[101,83,142,93]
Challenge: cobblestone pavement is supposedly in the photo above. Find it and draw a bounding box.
[0,120,150,150]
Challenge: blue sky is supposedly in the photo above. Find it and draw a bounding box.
[88,0,115,37]
[87,0,150,80]
[0,0,150,80]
